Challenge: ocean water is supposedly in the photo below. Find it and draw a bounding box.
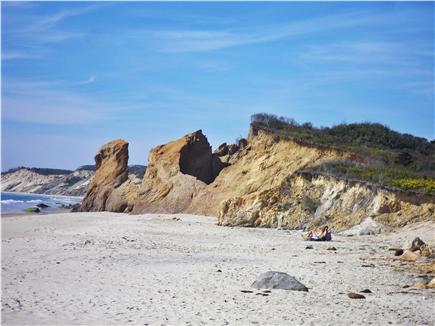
[1,192,82,214]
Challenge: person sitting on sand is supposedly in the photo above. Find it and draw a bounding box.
[302,225,332,241]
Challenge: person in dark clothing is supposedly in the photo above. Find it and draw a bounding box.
[303,225,332,241]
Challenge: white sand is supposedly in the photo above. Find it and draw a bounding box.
[2,213,434,325]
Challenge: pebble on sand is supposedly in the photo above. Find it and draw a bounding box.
[393,249,404,256]
[347,292,366,299]
[400,250,419,262]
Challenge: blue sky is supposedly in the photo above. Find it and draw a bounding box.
[2,1,434,170]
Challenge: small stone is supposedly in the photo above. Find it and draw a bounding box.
[420,249,431,257]
[361,264,375,268]
[360,289,372,293]
[394,249,404,256]
[402,285,410,288]
[305,245,313,249]
[216,269,222,272]
[414,283,427,289]
[347,292,366,299]
[36,203,50,208]
[400,250,419,262]
[327,246,337,251]
[240,290,253,293]
[427,278,435,288]
[408,237,426,252]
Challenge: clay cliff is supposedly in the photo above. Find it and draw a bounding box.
[218,172,435,230]
[131,130,229,213]
[80,140,138,212]
[80,124,435,231]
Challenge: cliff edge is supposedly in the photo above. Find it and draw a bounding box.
[80,120,435,231]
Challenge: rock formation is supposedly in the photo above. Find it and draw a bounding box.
[218,171,435,230]
[339,217,388,236]
[80,125,435,231]
[132,130,226,213]
[80,140,133,212]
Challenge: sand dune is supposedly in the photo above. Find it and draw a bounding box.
[2,213,434,325]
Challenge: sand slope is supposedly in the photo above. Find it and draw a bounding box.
[2,213,434,325]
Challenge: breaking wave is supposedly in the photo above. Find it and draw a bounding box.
[1,193,81,214]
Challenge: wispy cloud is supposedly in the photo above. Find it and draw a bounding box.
[1,2,39,9]
[396,81,435,97]
[2,51,36,61]
[301,41,434,67]
[195,60,231,72]
[2,78,111,124]
[18,4,104,33]
[135,10,422,53]
[73,75,96,85]
[2,3,104,60]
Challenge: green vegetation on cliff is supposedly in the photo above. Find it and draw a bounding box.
[251,113,435,195]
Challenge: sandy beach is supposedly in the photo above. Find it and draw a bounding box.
[2,212,434,325]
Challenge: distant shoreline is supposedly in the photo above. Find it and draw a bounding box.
[1,208,73,218]
[1,191,82,217]
[1,191,83,200]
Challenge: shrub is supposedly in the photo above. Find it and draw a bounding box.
[395,151,413,166]
[391,178,435,193]
[24,207,40,213]
[251,113,435,195]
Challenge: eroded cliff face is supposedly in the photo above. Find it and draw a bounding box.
[80,140,133,212]
[187,127,360,215]
[81,127,435,230]
[218,173,435,231]
[131,130,225,213]
[1,168,94,196]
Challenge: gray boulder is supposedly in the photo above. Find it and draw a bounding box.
[251,271,308,291]
[339,217,388,236]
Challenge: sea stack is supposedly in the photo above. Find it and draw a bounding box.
[132,130,225,213]
[80,139,130,212]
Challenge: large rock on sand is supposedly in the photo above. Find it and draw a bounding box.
[251,271,308,291]
[80,140,130,212]
[339,217,388,236]
[132,130,225,213]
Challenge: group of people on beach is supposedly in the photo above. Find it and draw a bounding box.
[302,225,332,241]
